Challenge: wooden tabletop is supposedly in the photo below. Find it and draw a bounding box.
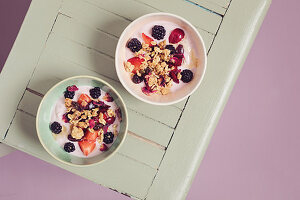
[0,0,271,199]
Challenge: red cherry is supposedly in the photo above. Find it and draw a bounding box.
[169,28,185,44]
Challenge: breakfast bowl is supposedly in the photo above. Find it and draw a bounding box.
[115,13,207,105]
[36,76,128,166]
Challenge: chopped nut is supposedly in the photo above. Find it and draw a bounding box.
[107,109,115,117]
[113,124,118,136]
[177,72,182,80]
[151,41,157,46]
[99,113,106,125]
[65,98,72,107]
[124,61,134,72]
[71,126,84,139]
[158,40,166,48]
[78,122,88,129]
[161,88,170,95]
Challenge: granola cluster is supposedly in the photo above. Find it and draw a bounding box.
[64,97,118,140]
[124,26,194,96]
[125,40,180,95]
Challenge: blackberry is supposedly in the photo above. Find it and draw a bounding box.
[64,142,75,153]
[64,90,75,99]
[132,74,143,84]
[165,45,176,54]
[103,132,114,144]
[127,38,142,52]
[89,87,101,99]
[181,69,194,83]
[152,25,166,40]
[50,122,62,134]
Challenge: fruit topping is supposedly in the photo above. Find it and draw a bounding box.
[50,122,62,134]
[88,119,95,129]
[67,85,79,92]
[85,129,98,141]
[127,38,142,52]
[152,25,166,40]
[170,68,181,84]
[102,93,114,102]
[165,44,176,54]
[79,140,96,156]
[176,44,184,55]
[77,94,92,107]
[103,132,114,144]
[64,142,75,153]
[132,74,143,84]
[169,28,185,44]
[64,91,75,99]
[127,57,144,73]
[141,86,152,96]
[100,143,108,151]
[181,69,194,83]
[89,87,101,99]
[142,33,154,46]
[170,56,183,66]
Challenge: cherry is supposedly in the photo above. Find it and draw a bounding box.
[169,28,185,44]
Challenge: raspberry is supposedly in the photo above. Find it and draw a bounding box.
[165,45,176,54]
[127,38,142,52]
[64,142,75,153]
[64,90,75,99]
[103,132,114,144]
[181,69,194,83]
[50,122,62,134]
[152,25,166,40]
[89,87,101,99]
[132,74,143,84]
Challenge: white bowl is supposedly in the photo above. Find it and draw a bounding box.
[115,13,207,105]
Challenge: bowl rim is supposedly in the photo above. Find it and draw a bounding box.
[115,12,207,106]
[36,75,129,167]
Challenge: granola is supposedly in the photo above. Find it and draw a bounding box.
[49,85,121,157]
[124,25,195,96]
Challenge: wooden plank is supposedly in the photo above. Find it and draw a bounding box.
[146,0,272,199]
[18,91,165,169]
[53,14,118,58]
[60,0,130,38]
[27,52,174,146]
[4,111,156,199]
[85,0,221,34]
[205,0,230,8]
[30,34,181,127]
[135,0,222,34]
[59,0,214,52]
[0,0,62,139]
[186,0,226,15]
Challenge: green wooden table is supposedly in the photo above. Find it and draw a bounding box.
[0,0,271,199]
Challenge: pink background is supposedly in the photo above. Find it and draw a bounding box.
[1,0,299,199]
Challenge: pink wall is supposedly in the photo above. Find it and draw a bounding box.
[1,0,299,199]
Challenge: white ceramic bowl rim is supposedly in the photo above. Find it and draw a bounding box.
[115,12,207,106]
